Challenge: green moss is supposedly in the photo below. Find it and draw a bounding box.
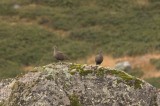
[69,63,144,89]
[45,74,53,80]
[70,70,76,75]
[96,67,106,77]
[134,78,144,89]
[94,67,144,89]
[105,69,144,89]
[69,94,82,106]
[79,69,92,76]
[69,64,92,76]
[69,64,83,71]
[0,103,4,106]
[11,81,21,90]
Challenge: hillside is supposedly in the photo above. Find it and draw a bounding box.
[0,0,160,84]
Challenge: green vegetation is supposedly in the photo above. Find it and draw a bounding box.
[0,0,160,79]
[145,77,160,88]
[106,69,144,89]
[69,63,144,89]
[128,67,144,78]
[69,94,82,106]
[150,58,160,70]
[69,64,93,76]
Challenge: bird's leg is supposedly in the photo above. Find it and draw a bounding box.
[95,65,99,69]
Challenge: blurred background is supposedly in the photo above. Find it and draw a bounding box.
[0,0,160,88]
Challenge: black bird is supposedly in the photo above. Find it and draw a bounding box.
[95,51,103,65]
[53,46,68,62]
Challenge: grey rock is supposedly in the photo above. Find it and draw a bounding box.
[13,4,20,9]
[0,63,159,106]
[115,61,132,72]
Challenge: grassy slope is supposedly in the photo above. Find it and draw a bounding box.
[0,0,160,80]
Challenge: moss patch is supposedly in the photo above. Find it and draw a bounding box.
[69,64,92,76]
[69,63,144,89]
[0,103,4,106]
[69,94,82,106]
[45,74,54,80]
[103,68,144,89]
[95,67,106,77]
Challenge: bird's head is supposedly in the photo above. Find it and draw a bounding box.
[53,45,57,50]
[98,50,102,54]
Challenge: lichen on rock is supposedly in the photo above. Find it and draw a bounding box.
[0,63,159,106]
[69,63,144,89]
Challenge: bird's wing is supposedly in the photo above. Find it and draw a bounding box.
[57,51,70,60]
[57,51,64,56]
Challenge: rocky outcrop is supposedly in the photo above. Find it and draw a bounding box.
[0,63,160,106]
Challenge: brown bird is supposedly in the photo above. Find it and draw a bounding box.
[53,46,69,62]
[95,51,103,65]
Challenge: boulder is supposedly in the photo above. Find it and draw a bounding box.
[0,63,159,106]
[115,61,132,72]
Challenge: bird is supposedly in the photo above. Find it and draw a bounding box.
[53,46,69,62]
[95,51,103,65]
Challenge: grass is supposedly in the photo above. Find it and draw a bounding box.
[145,77,160,88]
[150,58,160,70]
[127,67,144,78]
[0,59,23,79]
[0,0,160,79]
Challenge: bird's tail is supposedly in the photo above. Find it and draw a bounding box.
[65,55,70,60]
[96,63,99,65]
